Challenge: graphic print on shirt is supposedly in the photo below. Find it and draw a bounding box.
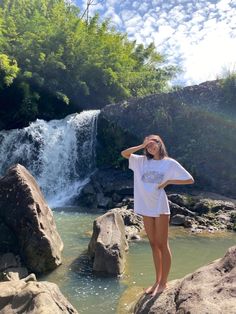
[141,170,164,184]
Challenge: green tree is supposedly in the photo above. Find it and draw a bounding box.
[0,0,178,129]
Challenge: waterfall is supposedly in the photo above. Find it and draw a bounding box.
[0,110,100,207]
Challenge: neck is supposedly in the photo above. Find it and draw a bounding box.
[153,154,162,160]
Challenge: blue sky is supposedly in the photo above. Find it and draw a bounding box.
[73,0,236,86]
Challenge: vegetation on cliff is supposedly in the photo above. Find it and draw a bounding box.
[0,0,177,130]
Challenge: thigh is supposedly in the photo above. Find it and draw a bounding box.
[143,216,155,243]
[154,214,170,245]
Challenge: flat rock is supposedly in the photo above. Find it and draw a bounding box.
[0,280,78,314]
[134,245,236,314]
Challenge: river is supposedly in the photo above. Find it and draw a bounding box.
[40,209,236,314]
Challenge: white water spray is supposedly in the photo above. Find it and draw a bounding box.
[0,110,100,207]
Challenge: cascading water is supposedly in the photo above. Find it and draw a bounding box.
[0,110,100,207]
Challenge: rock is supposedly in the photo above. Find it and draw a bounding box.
[0,280,78,313]
[99,79,236,198]
[134,245,236,314]
[97,192,112,209]
[195,215,207,225]
[193,198,235,215]
[168,193,194,208]
[183,216,197,228]
[121,197,134,209]
[170,214,186,225]
[0,253,29,281]
[88,211,129,276]
[0,253,19,271]
[217,213,231,223]
[77,182,97,207]
[112,192,123,203]
[0,218,18,253]
[1,267,29,281]
[76,168,133,208]
[169,201,196,217]
[0,164,63,273]
[110,207,144,241]
[211,200,235,212]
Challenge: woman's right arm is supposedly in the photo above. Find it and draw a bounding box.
[120,144,145,159]
[120,138,151,159]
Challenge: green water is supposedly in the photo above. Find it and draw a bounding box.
[41,209,236,314]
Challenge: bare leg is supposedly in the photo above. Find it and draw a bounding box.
[142,216,162,293]
[151,214,171,296]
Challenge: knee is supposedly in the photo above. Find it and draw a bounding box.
[150,241,168,251]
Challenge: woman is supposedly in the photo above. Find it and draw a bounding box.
[121,134,194,297]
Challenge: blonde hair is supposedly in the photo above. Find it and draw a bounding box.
[144,134,168,160]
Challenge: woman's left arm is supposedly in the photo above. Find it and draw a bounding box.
[158,178,194,189]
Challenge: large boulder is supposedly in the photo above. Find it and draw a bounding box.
[0,280,78,314]
[134,246,236,314]
[0,164,63,273]
[88,211,129,276]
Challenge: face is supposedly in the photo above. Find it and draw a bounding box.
[146,140,160,156]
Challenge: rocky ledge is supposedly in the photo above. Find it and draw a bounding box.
[133,245,236,314]
[0,274,78,314]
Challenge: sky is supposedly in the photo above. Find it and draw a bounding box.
[74,0,236,86]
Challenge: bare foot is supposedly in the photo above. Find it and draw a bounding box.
[151,283,167,297]
[144,282,159,294]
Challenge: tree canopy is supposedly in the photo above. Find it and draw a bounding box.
[0,0,177,129]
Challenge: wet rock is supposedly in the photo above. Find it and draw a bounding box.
[0,164,63,273]
[88,211,128,276]
[0,280,78,313]
[134,246,236,314]
[170,214,186,225]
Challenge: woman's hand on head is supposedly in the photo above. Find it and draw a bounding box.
[142,137,154,148]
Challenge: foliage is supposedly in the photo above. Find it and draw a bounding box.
[0,54,19,88]
[0,0,177,129]
[220,71,236,110]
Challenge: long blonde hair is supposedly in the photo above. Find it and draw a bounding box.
[144,134,168,160]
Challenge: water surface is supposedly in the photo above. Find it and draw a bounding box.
[41,209,236,314]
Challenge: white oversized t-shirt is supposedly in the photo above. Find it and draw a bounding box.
[129,154,194,217]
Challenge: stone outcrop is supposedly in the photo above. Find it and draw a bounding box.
[0,280,78,314]
[76,168,133,209]
[0,164,63,273]
[134,245,236,314]
[97,79,236,198]
[88,211,129,276]
[0,253,28,281]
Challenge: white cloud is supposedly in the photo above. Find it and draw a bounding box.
[76,0,236,85]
